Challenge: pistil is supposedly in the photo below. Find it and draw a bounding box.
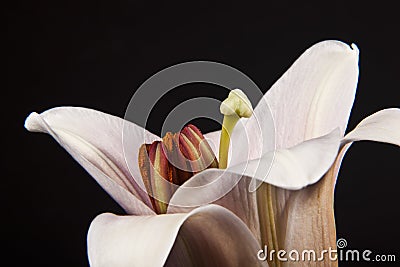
[218,90,280,265]
[218,89,253,169]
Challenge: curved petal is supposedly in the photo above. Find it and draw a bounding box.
[254,40,359,150]
[271,109,399,266]
[87,205,267,267]
[229,128,341,190]
[343,108,400,146]
[24,107,158,214]
[168,175,261,243]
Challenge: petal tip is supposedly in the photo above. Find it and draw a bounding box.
[351,43,359,54]
[24,112,43,132]
[315,40,359,58]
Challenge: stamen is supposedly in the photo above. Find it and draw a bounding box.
[138,124,218,214]
[180,125,218,172]
[138,142,171,214]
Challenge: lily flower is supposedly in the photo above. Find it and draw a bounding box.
[25,40,399,267]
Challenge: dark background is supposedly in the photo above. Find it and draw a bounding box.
[5,1,399,266]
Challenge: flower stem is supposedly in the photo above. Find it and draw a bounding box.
[218,114,239,169]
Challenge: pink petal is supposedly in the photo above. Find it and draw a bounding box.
[254,40,359,150]
[25,107,159,215]
[344,108,400,146]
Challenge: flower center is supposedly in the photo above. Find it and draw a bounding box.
[138,89,253,214]
[138,124,218,214]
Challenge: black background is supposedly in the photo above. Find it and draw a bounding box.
[5,1,399,266]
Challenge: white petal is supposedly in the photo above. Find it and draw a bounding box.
[229,128,341,190]
[343,108,400,146]
[87,205,266,267]
[24,107,159,214]
[256,40,359,149]
[229,114,275,166]
[168,169,243,207]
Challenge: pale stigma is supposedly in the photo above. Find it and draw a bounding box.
[218,89,253,169]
